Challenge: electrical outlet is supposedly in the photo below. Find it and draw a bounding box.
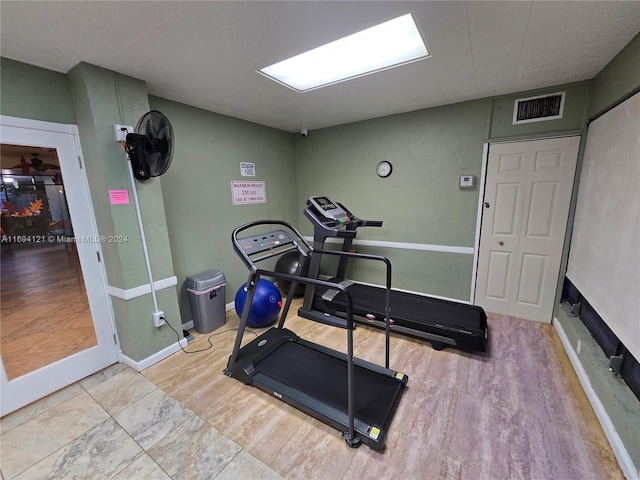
[114,124,134,142]
[153,311,165,328]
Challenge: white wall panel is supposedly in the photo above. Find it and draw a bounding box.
[567,92,640,360]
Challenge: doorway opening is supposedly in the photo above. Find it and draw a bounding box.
[1,144,97,380]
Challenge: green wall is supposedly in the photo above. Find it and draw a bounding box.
[293,80,591,301]
[67,63,181,362]
[489,82,590,140]
[1,59,182,363]
[148,96,297,322]
[294,100,491,300]
[1,58,76,124]
[588,32,640,121]
[2,28,637,359]
[296,100,490,246]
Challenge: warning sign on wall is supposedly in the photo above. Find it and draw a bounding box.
[240,162,255,176]
[231,181,266,205]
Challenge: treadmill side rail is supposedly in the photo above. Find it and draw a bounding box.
[228,220,408,451]
[302,196,490,353]
[228,328,407,452]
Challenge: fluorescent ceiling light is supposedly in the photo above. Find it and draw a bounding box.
[259,13,429,92]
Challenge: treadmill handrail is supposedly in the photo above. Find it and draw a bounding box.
[226,270,355,370]
[303,203,383,239]
[309,248,393,368]
[355,219,383,228]
[314,248,391,287]
[228,219,362,446]
[336,202,383,230]
[255,268,356,329]
[228,222,357,370]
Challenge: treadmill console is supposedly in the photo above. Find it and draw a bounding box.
[237,229,294,255]
[307,196,350,223]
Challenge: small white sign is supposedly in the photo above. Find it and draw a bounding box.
[240,162,255,177]
[231,181,266,205]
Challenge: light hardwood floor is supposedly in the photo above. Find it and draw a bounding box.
[0,243,96,379]
[0,239,623,479]
[143,301,624,480]
[0,297,623,479]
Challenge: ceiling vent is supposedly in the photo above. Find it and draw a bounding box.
[513,92,565,125]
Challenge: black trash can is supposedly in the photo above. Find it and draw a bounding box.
[185,269,226,334]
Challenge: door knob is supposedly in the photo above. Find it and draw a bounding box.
[498,241,504,246]
[484,202,490,208]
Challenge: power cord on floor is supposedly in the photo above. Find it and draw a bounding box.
[163,316,258,354]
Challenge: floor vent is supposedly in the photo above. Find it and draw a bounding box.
[513,92,565,124]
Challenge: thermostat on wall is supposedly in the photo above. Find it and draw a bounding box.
[459,175,475,189]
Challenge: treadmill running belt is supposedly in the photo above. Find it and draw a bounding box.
[256,342,400,427]
[320,282,486,331]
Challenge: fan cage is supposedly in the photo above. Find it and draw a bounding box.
[126,111,174,180]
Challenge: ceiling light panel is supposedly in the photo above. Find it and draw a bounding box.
[259,13,429,92]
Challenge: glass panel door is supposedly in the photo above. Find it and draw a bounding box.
[1,118,118,416]
[1,147,98,380]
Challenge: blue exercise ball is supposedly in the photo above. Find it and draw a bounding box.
[235,279,282,328]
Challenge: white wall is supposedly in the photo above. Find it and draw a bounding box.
[566,91,640,360]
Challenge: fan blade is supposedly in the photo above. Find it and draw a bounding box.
[131,111,174,178]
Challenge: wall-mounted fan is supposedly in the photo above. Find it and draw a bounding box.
[124,110,174,181]
[120,110,176,328]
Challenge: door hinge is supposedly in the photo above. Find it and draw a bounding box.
[113,334,117,345]
[78,155,83,169]
[96,251,101,262]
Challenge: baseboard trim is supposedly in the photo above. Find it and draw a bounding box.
[182,320,194,331]
[553,317,639,480]
[118,337,188,372]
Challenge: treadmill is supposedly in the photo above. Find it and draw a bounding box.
[225,220,408,451]
[300,196,489,352]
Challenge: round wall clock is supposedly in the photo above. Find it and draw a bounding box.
[376,161,393,178]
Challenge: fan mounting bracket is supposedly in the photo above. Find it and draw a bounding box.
[114,124,134,142]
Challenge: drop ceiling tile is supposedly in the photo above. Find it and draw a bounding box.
[466,1,532,66]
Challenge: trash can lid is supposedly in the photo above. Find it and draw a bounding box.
[185,269,225,291]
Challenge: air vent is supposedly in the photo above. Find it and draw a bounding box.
[513,92,565,124]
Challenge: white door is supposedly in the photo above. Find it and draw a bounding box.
[475,136,580,322]
[1,116,118,416]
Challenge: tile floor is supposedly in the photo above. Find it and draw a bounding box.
[0,362,283,480]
